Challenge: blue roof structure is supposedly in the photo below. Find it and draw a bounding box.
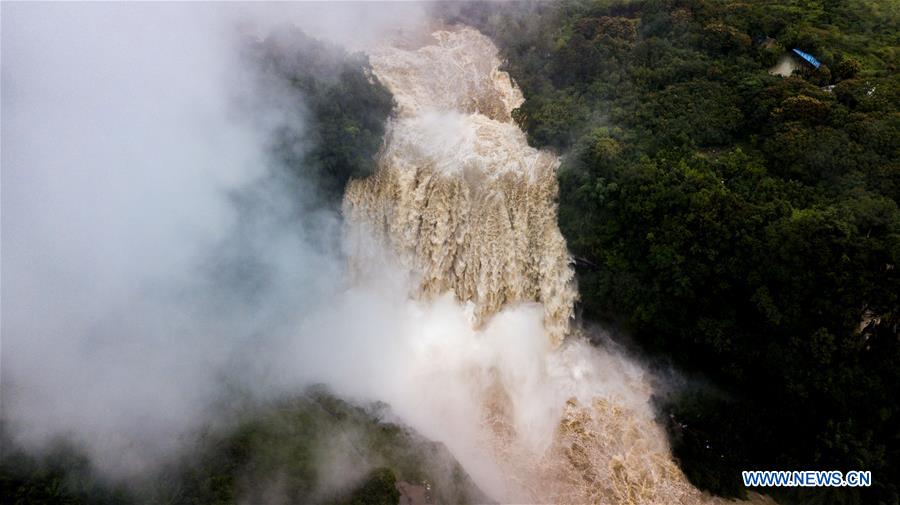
[792,48,822,69]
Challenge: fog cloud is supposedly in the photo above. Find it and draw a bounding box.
[1,1,423,476]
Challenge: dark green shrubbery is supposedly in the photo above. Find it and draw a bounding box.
[164,390,482,505]
[0,438,133,505]
[334,468,400,505]
[244,27,393,207]
[445,0,899,503]
[1,390,485,505]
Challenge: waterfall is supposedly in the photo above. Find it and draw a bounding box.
[344,27,576,346]
[342,25,767,505]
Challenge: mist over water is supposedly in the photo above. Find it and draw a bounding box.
[2,3,769,504]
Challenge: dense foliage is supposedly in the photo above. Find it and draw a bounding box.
[158,389,482,505]
[446,0,899,503]
[0,437,132,505]
[0,390,484,505]
[243,27,393,206]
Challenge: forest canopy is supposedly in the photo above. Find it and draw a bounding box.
[242,27,394,206]
[446,0,899,503]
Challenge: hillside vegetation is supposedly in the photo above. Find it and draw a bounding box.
[446,0,899,503]
[243,26,394,206]
[1,389,486,505]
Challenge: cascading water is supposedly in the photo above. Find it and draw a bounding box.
[344,27,576,346]
[342,25,769,505]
